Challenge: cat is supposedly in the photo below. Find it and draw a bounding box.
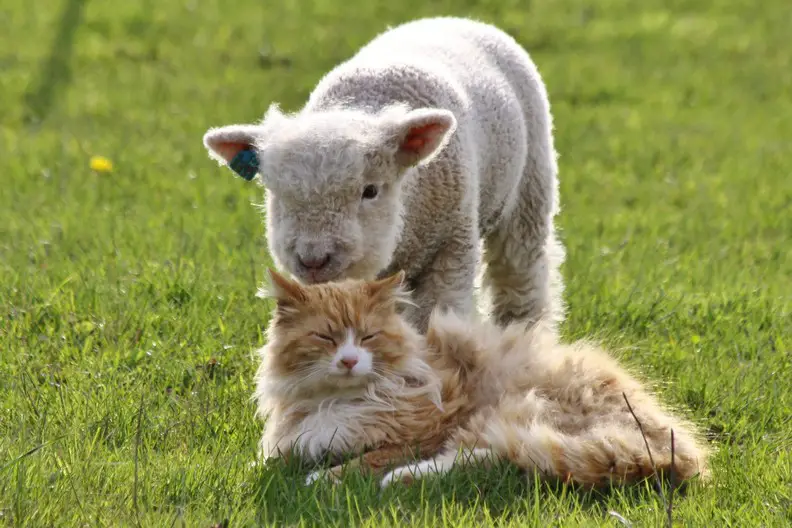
[253,268,710,489]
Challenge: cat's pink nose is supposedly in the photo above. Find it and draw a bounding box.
[339,357,358,370]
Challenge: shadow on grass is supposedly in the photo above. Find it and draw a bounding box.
[23,0,88,124]
[248,456,695,526]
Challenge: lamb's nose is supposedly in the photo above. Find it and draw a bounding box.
[298,253,331,270]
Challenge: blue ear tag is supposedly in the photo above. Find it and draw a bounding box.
[229,148,260,181]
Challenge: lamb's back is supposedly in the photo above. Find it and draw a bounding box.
[308,17,537,113]
[306,18,540,233]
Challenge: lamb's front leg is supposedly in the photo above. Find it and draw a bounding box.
[402,230,479,333]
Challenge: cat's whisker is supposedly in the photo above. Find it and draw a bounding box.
[290,361,326,373]
[370,368,399,380]
[291,368,326,386]
[372,366,412,383]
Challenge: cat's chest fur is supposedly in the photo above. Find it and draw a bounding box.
[278,397,399,461]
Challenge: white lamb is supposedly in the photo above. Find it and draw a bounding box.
[202,16,566,332]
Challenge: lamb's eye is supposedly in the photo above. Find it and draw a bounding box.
[311,333,336,345]
[362,184,379,200]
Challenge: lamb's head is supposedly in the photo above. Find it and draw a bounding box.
[203,104,456,284]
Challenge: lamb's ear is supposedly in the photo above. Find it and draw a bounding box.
[262,268,308,313]
[390,109,457,168]
[202,124,262,167]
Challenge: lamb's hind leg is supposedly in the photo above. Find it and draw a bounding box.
[481,154,565,331]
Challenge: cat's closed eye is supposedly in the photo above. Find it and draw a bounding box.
[361,332,380,343]
[311,333,336,345]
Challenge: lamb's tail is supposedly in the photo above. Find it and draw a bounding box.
[483,415,709,487]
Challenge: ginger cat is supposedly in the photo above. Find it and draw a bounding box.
[254,269,710,489]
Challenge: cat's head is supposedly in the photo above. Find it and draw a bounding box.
[257,268,430,398]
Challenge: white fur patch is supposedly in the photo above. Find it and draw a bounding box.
[380,459,448,488]
[330,329,373,377]
[292,400,383,460]
[380,448,493,488]
[304,469,337,486]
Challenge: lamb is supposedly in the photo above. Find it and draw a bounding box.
[202,16,566,332]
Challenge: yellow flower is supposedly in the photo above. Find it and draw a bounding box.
[90,155,113,173]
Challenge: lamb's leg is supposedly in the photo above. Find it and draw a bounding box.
[481,156,565,331]
[403,229,478,333]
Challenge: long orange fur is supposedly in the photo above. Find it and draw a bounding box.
[254,269,710,489]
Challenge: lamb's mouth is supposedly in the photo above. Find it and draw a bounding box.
[296,266,344,285]
[290,254,354,284]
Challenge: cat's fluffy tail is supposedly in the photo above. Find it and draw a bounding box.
[483,414,709,487]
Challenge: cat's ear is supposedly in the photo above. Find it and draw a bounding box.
[367,271,412,308]
[262,268,308,313]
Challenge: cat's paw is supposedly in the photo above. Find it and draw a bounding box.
[304,470,328,486]
[380,464,420,488]
[304,469,340,486]
[380,457,455,489]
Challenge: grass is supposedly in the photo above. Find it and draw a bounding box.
[1,0,790,525]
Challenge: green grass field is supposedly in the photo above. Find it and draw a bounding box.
[2,0,791,525]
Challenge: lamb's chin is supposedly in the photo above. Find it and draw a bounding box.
[327,374,372,390]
